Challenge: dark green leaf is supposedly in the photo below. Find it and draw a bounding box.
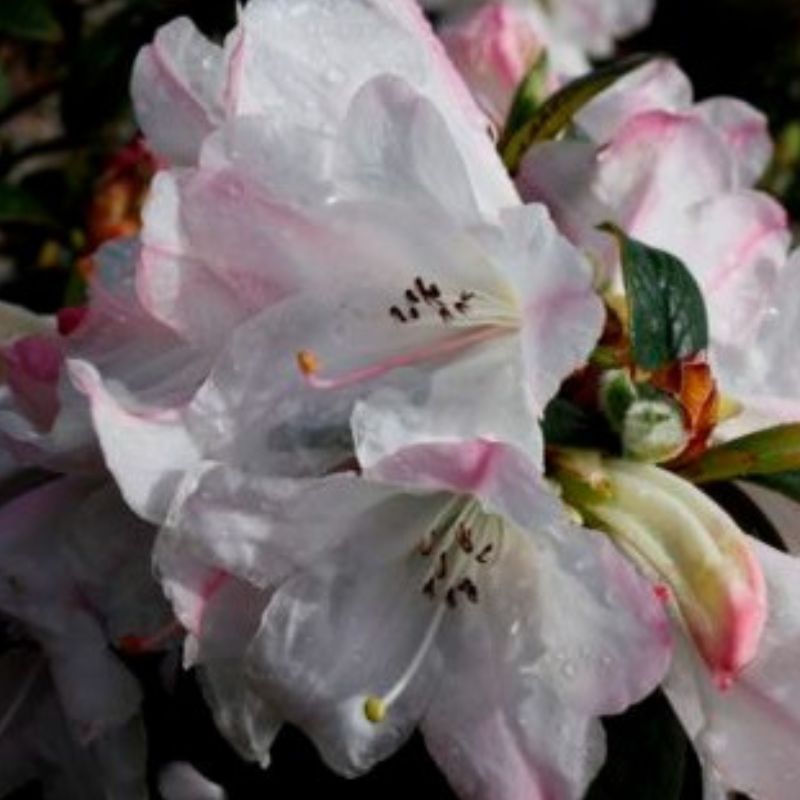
[497,52,549,156]
[501,53,653,173]
[0,0,61,42]
[748,470,800,505]
[587,690,691,800]
[679,424,800,484]
[542,398,616,450]
[0,183,56,226]
[602,223,708,371]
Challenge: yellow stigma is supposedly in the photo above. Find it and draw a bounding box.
[296,349,320,376]
[363,695,387,724]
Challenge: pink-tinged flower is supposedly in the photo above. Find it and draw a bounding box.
[425,0,654,59]
[131,0,514,214]
[517,60,788,353]
[0,477,171,799]
[439,2,587,127]
[70,74,602,529]
[156,440,671,797]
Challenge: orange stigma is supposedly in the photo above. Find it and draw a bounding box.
[297,350,320,376]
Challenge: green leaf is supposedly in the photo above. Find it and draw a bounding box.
[542,398,615,450]
[587,690,690,800]
[0,183,56,226]
[0,67,9,111]
[679,424,800,484]
[0,0,61,42]
[601,223,709,371]
[497,52,549,157]
[500,53,653,173]
[748,470,800,505]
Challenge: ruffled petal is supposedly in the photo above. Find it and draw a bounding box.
[575,59,693,144]
[131,17,227,165]
[664,538,800,800]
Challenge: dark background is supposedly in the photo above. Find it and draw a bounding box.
[2,0,797,797]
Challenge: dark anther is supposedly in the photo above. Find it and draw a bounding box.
[436,552,448,580]
[458,578,479,603]
[390,306,407,323]
[423,578,436,598]
[454,302,467,314]
[419,533,435,557]
[438,306,453,323]
[405,289,420,304]
[428,282,441,299]
[476,543,494,564]
[445,588,457,608]
[409,306,420,320]
[457,524,474,553]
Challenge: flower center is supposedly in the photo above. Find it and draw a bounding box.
[297,274,518,391]
[362,497,504,724]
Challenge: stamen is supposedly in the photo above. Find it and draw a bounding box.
[363,602,447,725]
[296,326,505,391]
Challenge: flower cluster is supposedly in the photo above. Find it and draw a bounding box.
[1,1,800,798]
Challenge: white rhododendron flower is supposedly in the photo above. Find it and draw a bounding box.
[4,0,800,798]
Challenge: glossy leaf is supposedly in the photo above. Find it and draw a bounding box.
[602,223,709,371]
[679,424,800,484]
[501,53,653,173]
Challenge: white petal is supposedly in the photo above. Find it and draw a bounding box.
[247,541,446,776]
[158,762,226,800]
[664,538,800,800]
[131,18,227,165]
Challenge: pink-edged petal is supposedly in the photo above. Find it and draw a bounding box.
[657,191,790,352]
[713,249,800,425]
[162,461,448,590]
[154,532,282,765]
[597,111,735,240]
[68,359,200,524]
[439,2,546,127]
[496,203,604,413]
[423,624,605,800]
[664,538,800,800]
[691,97,773,186]
[131,18,227,165]
[137,171,249,347]
[232,0,516,214]
[351,335,542,475]
[575,59,693,144]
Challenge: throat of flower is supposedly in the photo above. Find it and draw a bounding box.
[296,324,506,391]
[362,499,504,725]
